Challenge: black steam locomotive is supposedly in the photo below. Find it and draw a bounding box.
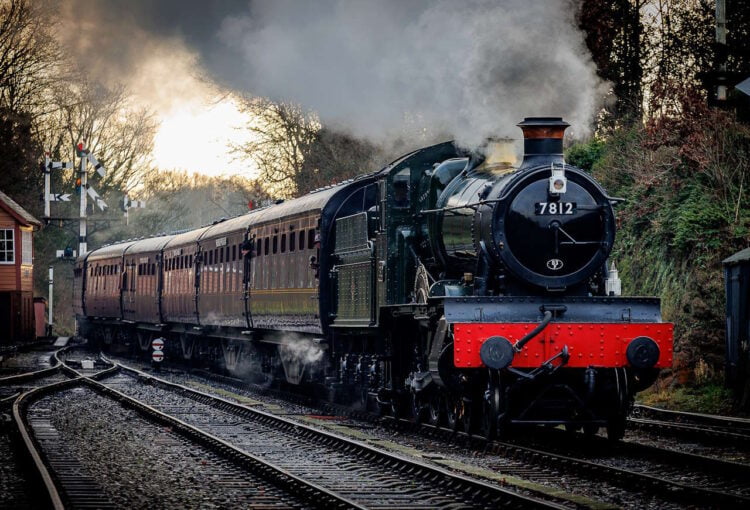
[75,117,673,440]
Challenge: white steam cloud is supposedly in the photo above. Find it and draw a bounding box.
[220,0,607,147]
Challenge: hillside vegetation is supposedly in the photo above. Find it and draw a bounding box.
[568,88,750,411]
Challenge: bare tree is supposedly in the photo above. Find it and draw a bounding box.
[232,95,320,198]
[0,0,59,115]
[300,127,380,192]
[232,95,381,197]
[42,76,159,195]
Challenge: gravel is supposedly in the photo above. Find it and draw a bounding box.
[106,355,683,509]
[32,386,306,509]
[0,421,48,510]
[104,352,750,508]
[622,428,750,465]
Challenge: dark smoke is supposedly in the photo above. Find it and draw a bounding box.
[54,0,606,149]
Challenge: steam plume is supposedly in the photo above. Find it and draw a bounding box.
[220,0,607,146]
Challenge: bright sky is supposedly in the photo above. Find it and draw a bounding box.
[151,97,256,178]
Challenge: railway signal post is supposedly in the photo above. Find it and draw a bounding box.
[76,143,108,255]
[42,152,73,220]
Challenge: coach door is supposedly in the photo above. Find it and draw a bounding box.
[122,257,135,318]
[242,228,253,328]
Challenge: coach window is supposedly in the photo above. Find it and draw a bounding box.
[299,230,305,251]
[232,244,237,261]
[273,235,278,254]
[219,248,223,263]
[308,230,315,250]
[189,255,193,267]
[264,237,269,255]
[208,250,213,266]
[281,233,286,253]
[290,231,296,252]
[214,248,219,265]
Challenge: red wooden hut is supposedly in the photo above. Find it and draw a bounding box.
[0,190,41,343]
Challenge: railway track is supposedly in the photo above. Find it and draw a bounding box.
[0,350,69,404]
[501,429,750,507]
[105,354,750,509]
[190,364,750,508]
[374,420,750,508]
[94,363,567,509]
[378,416,750,509]
[628,403,750,445]
[13,371,361,508]
[0,346,58,377]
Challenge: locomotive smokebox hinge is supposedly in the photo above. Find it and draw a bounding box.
[539,304,567,318]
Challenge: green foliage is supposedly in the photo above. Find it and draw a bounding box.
[639,380,739,416]
[671,184,731,256]
[586,89,750,390]
[565,139,605,172]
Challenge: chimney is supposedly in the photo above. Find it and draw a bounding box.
[517,117,569,168]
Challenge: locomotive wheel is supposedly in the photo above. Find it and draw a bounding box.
[411,392,428,424]
[428,394,442,426]
[461,397,475,434]
[481,381,501,440]
[390,394,405,419]
[444,394,461,432]
[583,424,599,439]
[359,385,370,412]
[606,415,626,441]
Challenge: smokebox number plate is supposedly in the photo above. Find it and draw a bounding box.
[535,202,576,215]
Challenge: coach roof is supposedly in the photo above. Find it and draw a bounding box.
[124,234,175,255]
[86,241,137,262]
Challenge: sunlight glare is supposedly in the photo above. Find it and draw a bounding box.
[152,98,256,178]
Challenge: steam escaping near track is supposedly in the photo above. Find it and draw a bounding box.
[277,334,326,385]
[220,0,607,147]
[278,335,325,365]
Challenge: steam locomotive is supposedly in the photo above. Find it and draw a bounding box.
[75,117,673,440]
